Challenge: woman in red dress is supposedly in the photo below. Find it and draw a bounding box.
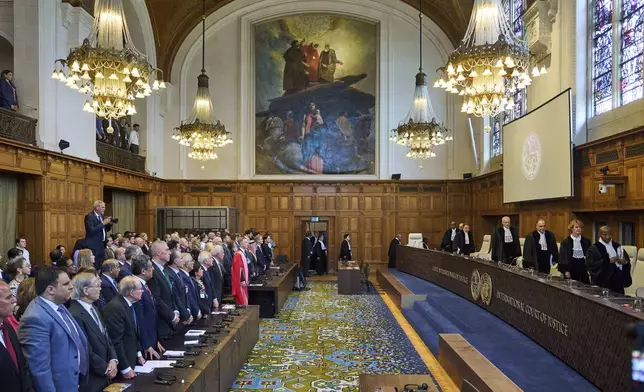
[231,236,249,305]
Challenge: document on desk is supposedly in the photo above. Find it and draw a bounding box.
[185,329,206,337]
[211,311,227,315]
[222,304,236,310]
[248,283,264,286]
[184,339,200,345]
[145,360,177,368]
[164,350,185,357]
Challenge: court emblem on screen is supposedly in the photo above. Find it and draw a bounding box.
[480,273,493,306]
[470,270,481,301]
[522,132,542,181]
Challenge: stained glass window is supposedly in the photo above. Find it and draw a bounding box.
[501,0,527,123]
[620,0,644,106]
[592,0,613,115]
[492,116,502,157]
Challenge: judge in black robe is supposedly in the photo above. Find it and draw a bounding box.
[440,222,458,252]
[491,216,521,264]
[557,219,591,284]
[453,225,475,256]
[340,234,352,261]
[387,234,402,268]
[301,232,313,277]
[314,234,328,275]
[522,220,559,274]
[586,226,632,294]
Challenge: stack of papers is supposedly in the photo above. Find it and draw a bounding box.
[184,340,200,346]
[164,350,185,357]
[222,304,236,310]
[185,330,206,337]
[134,360,176,373]
[211,310,227,315]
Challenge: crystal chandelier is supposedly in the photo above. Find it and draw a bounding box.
[52,0,164,132]
[434,0,542,118]
[389,1,452,160]
[171,0,232,161]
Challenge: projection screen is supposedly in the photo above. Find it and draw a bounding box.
[502,89,573,204]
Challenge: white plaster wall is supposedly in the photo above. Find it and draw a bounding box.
[166,0,475,180]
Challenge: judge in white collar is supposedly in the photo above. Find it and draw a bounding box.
[440,222,458,252]
[340,233,352,261]
[586,225,632,295]
[522,219,559,274]
[491,216,521,264]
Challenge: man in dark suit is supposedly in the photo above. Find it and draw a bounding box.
[84,200,114,270]
[387,234,402,268]
[0,280,33,392]
[255,235,269,273]
[165,250,194,330]
[301,231,314,276]
[118,246,138,281]
[340,233,352,261]
[20,266,89,391]
[210,246,226,307]
[98,259,120,308]
[102,276,145,380]
[198,251,216,310]
[147,241,180,340]
[69,273,118,392]
[440,222,458,252]
[131,255,164,360]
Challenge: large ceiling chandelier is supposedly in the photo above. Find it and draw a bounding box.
[389,1,452,160]
[434,0,542,118]
[171,0,232,161]
[52,0,164,132]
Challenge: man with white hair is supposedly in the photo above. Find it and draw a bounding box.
[69,273,118,392]
[491,216,521,264]
[102,276,145,379]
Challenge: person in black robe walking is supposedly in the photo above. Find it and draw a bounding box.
[523,219,559,274]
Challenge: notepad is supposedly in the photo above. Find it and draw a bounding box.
[164,350,185,357]
[185,330,206,337]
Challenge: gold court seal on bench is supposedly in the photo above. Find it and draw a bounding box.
[470,270,481,301]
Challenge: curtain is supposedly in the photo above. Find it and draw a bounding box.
[0,175,17,265]
[111,190,136,234]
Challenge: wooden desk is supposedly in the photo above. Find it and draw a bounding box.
[248,262,298,318]
[338,265,361,295]
[358,374,439,392]
[125,305,260,392]
[397,245,644,392]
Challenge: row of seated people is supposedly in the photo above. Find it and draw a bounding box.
[0,227,276,392]
[439,218,635,296]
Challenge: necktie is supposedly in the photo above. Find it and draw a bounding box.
[58,305,88,376]
[90,306,105,334]
[0,323,18,371]
[144,283,154,304]
[160,267,172,291]
[130,305,138,331]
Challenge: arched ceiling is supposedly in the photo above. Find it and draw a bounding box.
[143,0,473,82]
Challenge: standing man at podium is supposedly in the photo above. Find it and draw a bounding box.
[491,216,521,264]
[523,219,559,273]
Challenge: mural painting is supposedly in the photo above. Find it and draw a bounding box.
[254,14,378,175]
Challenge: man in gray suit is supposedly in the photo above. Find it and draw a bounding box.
[19,266,89,392]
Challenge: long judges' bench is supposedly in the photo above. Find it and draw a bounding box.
[397,245,644,392]
[125,305,259,391]
[248,262,298,318]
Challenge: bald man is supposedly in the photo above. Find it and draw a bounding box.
[491,216,521,264]
[586,226,632,294]
[440,222,458,252]
[522,219,559,273]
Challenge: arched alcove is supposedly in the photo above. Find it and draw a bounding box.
[0,35,14,75]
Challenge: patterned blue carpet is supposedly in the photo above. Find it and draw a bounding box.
[231,281,430,391]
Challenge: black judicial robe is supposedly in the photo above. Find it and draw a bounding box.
[387,238,400,268]
[558,236,591,284]
[301,238,313,277]
[523,230,559,273]
[453,231,475,256]
[586,241,632,295]
[440,228,458,251]
[491,226,521,264]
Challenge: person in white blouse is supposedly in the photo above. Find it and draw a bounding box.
[585,225,632,294]
[128,124,140,154]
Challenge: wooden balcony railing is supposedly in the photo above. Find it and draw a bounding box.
[0,108,38,146]
[96,140,146,173]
